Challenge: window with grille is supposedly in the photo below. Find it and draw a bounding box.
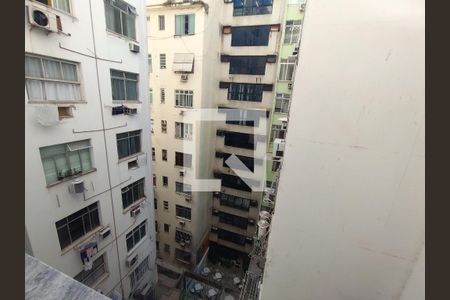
[148,55,152,73]
[279,57,297,81]
[227,83,263,102]
[162,149,167,161]
[161,120,167,133]
[160,54,166,69]
[39,140,92,185]
[110,69,138,101]
[74,254,106,287]
[175,14,195,35]
[158,15,165,30]
[175,90,193,107]
[25,54,81,102]
[55,202,100,249]
[175,122,193,140]
[284,20,302,44]
[163,201,169,210]
[121,178,145,209]
[160,88,165,103]
[116,130,141,159]
[175,152,192,167]
[126,220,146,252]
[274,93,291,113]
[229,56,267,75]
[176,205,191,220]
[270,125,286,143]
[152,147,155,161]
[219,193,251,211]
[218,211,248,229]
[175,182,192,195]
[104,0,136,39]
[175,229,192,244]
[175,248,191,263]
[130,256,150,289]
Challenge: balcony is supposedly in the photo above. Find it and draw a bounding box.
[233,0,273,17]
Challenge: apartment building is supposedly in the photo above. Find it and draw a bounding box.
[264,0,305,211]
[25,0,157,299]
[147,0,285,271]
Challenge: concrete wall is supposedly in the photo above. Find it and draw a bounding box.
[260,0,425,299]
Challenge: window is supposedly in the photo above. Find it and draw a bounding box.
[110,70,138,101]
[161,120,167,133]
[224,108,262,127]
[231,25,270,46]
[175,122,193,140]
[74,254,106,287]
[152,147,155,161]
[155,221,158,232]
[175,152,192,168]
[164,224,170,232]
[121,178,145,209]
[173,53,195,73]
[221,173,252,192]
[162,176,168,186]
[163,201,169,210]
[117,130,141,159]
[228,83,263,102]
[229,56,267,75]
[223,131,255,150]
[274,93,291,113]
[175,229,192,244]
[55,202,100,249]
[279,57,296,81]
[219,211,248,229]
[130,256,150,289]
[104,0,136,39]
[151,119,154,134]
[175,182,192,195]
[36,0,72,14]
[162,149,167,161]
[222,153,254,172]
[176,205,191,220]
[175,248,191,263]
[164,244,170,253]
[272,160,281,172]
[284,20,302,44]
[39,140,92,185]
[217,228,247,245]
[270,125,286,143]
[158,15,165,30]
[149,88,153,104]
[175,14,195,35]
[219,193,252,211]
[160,54,166,69]
[58,106,73,119]
[160,88,166,103]
[148,55,152,73]
[233,0,273,16]
[126,220,146,251]
[153,174,157,186]
[25,54,81,102]
[175,90,193,107]
[154,198,157,209]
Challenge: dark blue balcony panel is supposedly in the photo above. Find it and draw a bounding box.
[231,25,270,46]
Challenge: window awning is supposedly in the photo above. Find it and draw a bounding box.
[173,53,195,73]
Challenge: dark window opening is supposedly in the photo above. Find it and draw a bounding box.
[231,25,270,46]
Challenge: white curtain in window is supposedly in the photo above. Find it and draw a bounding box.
[25,56,43,77]
[122,13,136,39]
[26,80,44,100]
[53,0,71,13]
[42,158,58,184]
[43,60,62,80]
[61,63,77,81]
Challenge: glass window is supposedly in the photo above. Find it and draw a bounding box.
[175,14,195,35]
[39,140,92,185]
[175,182,192,196]
[274,93,291,113]
[162,176,168,186]
[229,56,267,75]
[219,193,251,211]
[110,69,138,101]
[175,90,193,107]
[161,120,167,133]
[104,0,136,39]
[160,88,165,103]
[175,248,191,263]
[74,254,106,287]
[130,256,150,289]
[116,130,141,159]
[160,54,166,69]
[148,55,152,73]
[284,20,302,44]
[158,15,165,30]
[55,202,100,249]
[175,152,192,167]
[231,25,270,46]
[164,224,170,232]
[279,56,297,81]
[217,228,247,245]
[228,83,263,102]
[218,211,248,229]
[121,178,145,209]
[126,220,146,251]
[25,54,81,102]
[176,205,191,220]
[175,122,193,140]
[233,0,273,16]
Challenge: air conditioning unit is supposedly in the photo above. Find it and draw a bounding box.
[129,42,140,53]
[179,241,186,247]
[281,122,288,130]
[130,206,142,218]
[179,220,186,226]
[179,110,185,116]
[287,82,293,89]
[300,3,306,12]
[180,74,188,82]
[273,138,286,158]
[27,4,59,33]
[68,179,85,194]
[124,107,138,115]
[126,253,138,267]
[99,227,111,239]
[179,169,185,177]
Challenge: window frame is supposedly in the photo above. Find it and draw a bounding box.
[175,90,193,108]
[116,130,142,160]
[227,83,263,102]
[125,220,147,252]
[175,182,192,196]
[158,15,165,30]
[175,152,192,168]
[278,56,297,81]
[161,120,167,133]
[274,93,291,113]
[176,204,192,220]
[175,248,191,263]
[160,54,167,69]
[175,14,195,36]
[121,178,146,210]
[104,0,137,40]
[130,256,150,289]
[110,69,139,102]
[175,122,193,140]
[284,20,302,45]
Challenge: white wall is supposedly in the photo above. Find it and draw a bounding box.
[260,0,425,299]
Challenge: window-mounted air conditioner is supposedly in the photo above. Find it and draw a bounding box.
[287,82,293,90]
[129,42,140,53]
[130,206,142,218]
[179,220,185,226]
[126,253,138,267]
[27,4,59,33]
[99,227,111,239]
[180,74,188,82]
[68,179,85,194]
[124,107,138,115]
[179,241,186,247]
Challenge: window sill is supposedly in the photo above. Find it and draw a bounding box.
[106,30,138,43]
[118,152,145,164]
[174,34,195,37]
[112,100,142,104]
[28,0,77,20]
[123,197,147,215]
[60,225,104,256]
[175,106,193,109]
[175,192,192,198]
[29,100,87,105]
[176,216,192,222]
[46,168,97,188]
[175,257,192,264]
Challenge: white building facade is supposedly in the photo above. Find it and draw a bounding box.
[25,0,157,299]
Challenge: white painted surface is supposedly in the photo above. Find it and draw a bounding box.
[260,0,424,299]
